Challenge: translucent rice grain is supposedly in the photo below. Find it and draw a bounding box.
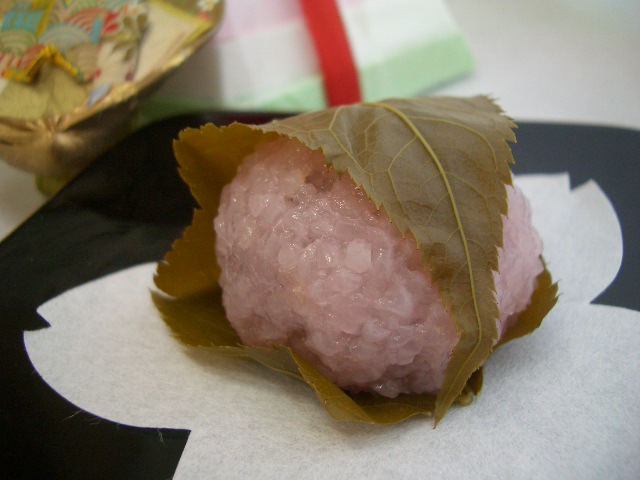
[214,138,544,397]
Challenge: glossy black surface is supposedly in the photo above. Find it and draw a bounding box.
[509,122,639,310]
[0,113,638,479]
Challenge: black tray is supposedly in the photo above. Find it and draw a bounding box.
[1,112,638,479]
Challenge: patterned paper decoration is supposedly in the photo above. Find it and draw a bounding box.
[0,0,147,83]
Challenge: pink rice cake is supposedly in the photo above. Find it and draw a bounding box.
[214,137,543,397]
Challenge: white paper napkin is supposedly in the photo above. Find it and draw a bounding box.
[26,174,640,479]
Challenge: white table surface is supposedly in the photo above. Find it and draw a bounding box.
[1,0,638,240]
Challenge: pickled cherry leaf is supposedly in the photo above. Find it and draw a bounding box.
[154,123,280,297]
[497,261,559,347]
[155,97,557,425]
[263,97,516,424]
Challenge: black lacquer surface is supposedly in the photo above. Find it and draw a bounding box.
[1,112,638,479]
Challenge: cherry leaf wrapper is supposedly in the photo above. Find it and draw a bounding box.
[154,97,558,425]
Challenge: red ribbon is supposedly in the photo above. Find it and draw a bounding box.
[300,0,362,106]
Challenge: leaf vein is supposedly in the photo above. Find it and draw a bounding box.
[367,101,485,415]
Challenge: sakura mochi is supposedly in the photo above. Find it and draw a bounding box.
[156,97,558,423]
[214,137,544,397]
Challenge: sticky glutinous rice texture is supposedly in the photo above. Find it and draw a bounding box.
[214,137,544,397]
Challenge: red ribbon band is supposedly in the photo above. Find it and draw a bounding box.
[300,0,362,106]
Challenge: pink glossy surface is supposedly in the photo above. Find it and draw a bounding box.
[215,138,543,396]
